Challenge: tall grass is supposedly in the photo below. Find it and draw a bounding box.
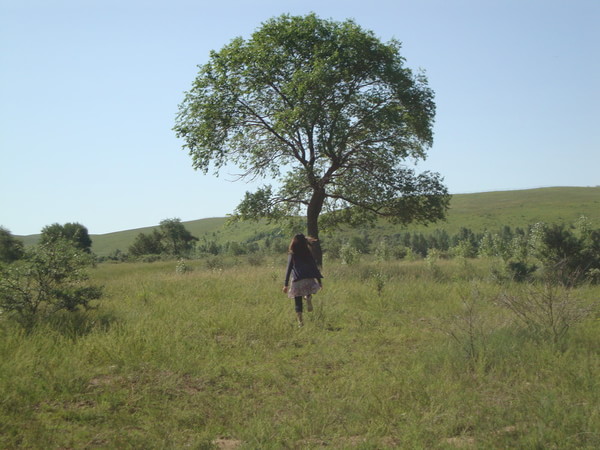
[1,257,599,448]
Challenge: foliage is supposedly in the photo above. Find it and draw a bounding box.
[496,281,596,343]
[128,229,164,257]
[530,221,600,285]
[159,218,198,256]
[504,261,537,282]
[128,218,198,259]
[445,284,495,364]
[174,13,449,252]
[0,226,24,263]
[370,270,387,296]
[0,239,102,328]
[175,258,193,274]
[40,222,92,253]
[339,242,360,265]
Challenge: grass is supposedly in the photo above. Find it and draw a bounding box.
[1,256,599,448]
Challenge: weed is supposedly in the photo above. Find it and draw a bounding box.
[496,281,597,343]
[445,284,495,365]
[175,258,193,274]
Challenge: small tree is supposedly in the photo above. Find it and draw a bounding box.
[0,239,102,328]
[40,222,93,253]
[0,226,24,263]
[128,219,198,258]
[159,218,198,256]
[128,230,165,257]
[530,222,600,284]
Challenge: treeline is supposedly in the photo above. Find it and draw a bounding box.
[6,216,595,285]
[114,216,600,284]
[329,217,599,284]
[114,221,290,262]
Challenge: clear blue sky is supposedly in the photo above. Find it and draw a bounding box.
[1,0,598,236]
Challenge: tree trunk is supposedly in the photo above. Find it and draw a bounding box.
[307,188,325,267]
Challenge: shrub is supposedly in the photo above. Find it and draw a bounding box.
[0,240,102,329]
[374,238,392,262]
[175,258,193,274]
[370,271,387,296]
[505,261,537,282]
[0,226,24,263]
[496,281,596,343]
[205,255,226,271]
[530,222,600,285]
[340,243,360,265]
[451,240,477,258]
[246,253,265,267]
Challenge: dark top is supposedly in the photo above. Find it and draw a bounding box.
[284,253,323,286]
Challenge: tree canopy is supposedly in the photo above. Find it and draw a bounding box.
[128,218,198,258]
[0,227,25,263]
[40,222,92,253]
[174,13,450,262]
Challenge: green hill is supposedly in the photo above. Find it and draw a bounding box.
[17,187,600,257]
[387,186,600,234]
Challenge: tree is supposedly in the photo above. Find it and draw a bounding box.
[128,230,164,257]
[127,219,198,258]
[0,239,102,329]
[0,226,25,263]
[530,223,600,284]
[40,222,92,253]
[159,218,198,256]
[174,13,450,264]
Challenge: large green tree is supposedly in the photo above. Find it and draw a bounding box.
[174,13,450,263]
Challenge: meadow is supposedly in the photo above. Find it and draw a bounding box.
[1,255,599,448]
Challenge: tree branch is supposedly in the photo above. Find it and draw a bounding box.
[236,99,306,164]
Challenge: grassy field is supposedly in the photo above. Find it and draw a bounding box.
[16,186,600,257]
[1,256,599,448]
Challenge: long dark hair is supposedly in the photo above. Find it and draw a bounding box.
[288,234,315,259]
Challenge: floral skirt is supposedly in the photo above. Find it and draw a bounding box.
[287,278,321,298]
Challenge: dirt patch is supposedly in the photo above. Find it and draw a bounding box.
[212,438,243,449]
[443,436,476,448]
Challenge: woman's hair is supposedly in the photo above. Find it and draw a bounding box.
[288,233,315,258]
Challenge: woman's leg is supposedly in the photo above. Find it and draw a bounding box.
[305,294,313,312]
[294,296,303,326]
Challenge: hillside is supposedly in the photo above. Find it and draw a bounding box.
[18,187,600,257]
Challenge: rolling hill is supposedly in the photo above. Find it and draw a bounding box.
[17,186,600,257]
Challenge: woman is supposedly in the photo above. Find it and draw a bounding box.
[283,234,323,327]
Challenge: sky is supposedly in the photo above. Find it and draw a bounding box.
[1,0,599,236]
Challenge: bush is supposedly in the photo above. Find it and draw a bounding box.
[496,281,596,343]
[0,227,24,263]
[530,222,600,285]
[340,243,360,265]
[505,261,537,282]
[205,255,226,271]
[175,258,193,274]
[0,240,102,329]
